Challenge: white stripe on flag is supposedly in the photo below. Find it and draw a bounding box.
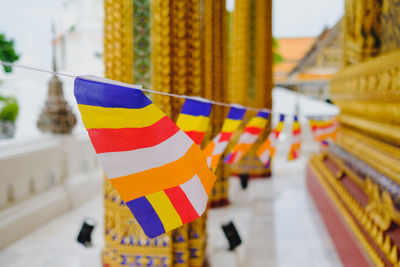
[259,149,270,165]
[99,130,193,179]
[180,174,208,216]
[238,132,259,144]
[213,140,228,155]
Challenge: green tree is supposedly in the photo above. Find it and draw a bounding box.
[0,34,20,72]
[0,33,20,124]
[273,38,283,64]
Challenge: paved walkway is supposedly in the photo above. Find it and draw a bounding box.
[208,151,342,267]
[0,146,342,267]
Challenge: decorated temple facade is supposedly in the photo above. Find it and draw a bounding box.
[307,0,400,265]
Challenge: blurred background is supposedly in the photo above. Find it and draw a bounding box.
[0,0,399,266]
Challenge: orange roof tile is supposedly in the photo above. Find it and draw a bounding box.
[296,73,332,81]
[276,37,315,61]
[273,37,316,80]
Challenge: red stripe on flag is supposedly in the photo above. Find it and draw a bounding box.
[185,131,205,145]
[88,116,179,153]
[164,186,199,224]
[219,132,233,142]
[244,126,263,135]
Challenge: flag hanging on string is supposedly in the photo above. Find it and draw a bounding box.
[288,115,301,161]
[224,110,270,165]
[257,114,285,169]
[176,98,212,145]
[203,106,247,171]
[74,76,216,238]
[309,117,338,147]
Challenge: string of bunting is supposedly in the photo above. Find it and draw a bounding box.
[1,61,339,238]
[0,61,337,118]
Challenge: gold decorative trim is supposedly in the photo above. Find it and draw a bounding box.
[310,155,385,266]
[331,50,400,102]
[336,128,400,184]
[325,151,365,189]
[340,127,400,159]
[339,114,400,146]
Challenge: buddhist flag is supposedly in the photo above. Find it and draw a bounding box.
[257,114,285,169]
[74,76,216,238]
[176,98,212,145]
[309,117,338,146]
[203,105,246,171]
[288,115,301,161]
[225,110,270,165]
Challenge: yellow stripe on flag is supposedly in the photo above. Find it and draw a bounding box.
[247,117,267,128]
[177,114,210,132]
[146,191,182,232]
[78,103,164,129]
[276,122,284,131]
[221,119,242,132]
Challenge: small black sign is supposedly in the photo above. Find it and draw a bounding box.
[222,221,242,251]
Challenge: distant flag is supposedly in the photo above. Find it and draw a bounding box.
[225,110,270,165]
[288,115,301,161]
[309,117,338,147]
[257,114,285,169]
[74,76,216,238]
[176,98,212,145]
[203,105,247,171]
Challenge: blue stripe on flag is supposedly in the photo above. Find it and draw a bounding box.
[126,197,165,238]
[180,98,212,117]
[256,111,270,119]
[74,78,152,109]
[279,114,285,121]
[227,106,246,120]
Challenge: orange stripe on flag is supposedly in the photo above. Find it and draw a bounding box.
[110,143,215,202]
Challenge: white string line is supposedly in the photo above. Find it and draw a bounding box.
[0,61,338,118]
[0,61,77,78]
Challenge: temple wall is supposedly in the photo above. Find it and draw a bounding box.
[307,0,400,265]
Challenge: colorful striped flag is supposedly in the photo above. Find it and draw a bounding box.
[288,115,301,161]
[309,117,338,147]
[176,98,212,145]
[74,76,216,238]
[203,105,247,171]
[257,114,285,168]
[224,110,270,165]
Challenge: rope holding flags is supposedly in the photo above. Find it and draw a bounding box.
[257,114,285,169]
[288,115,301,161]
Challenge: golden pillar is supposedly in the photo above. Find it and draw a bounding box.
[152,1,210,266]
[228,0,273,178]
[103,1,173,266]
[204,0,230,208]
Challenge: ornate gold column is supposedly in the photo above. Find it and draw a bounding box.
[104,0,134,84]
[103,1,173,266]
[228,0,273,178]
[204,0,230,208]
[151,1,209,266]
[227,0,250,105]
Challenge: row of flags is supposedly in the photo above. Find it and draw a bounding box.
[74,76,338,238]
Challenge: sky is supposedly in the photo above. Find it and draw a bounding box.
[227,0,344,38]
